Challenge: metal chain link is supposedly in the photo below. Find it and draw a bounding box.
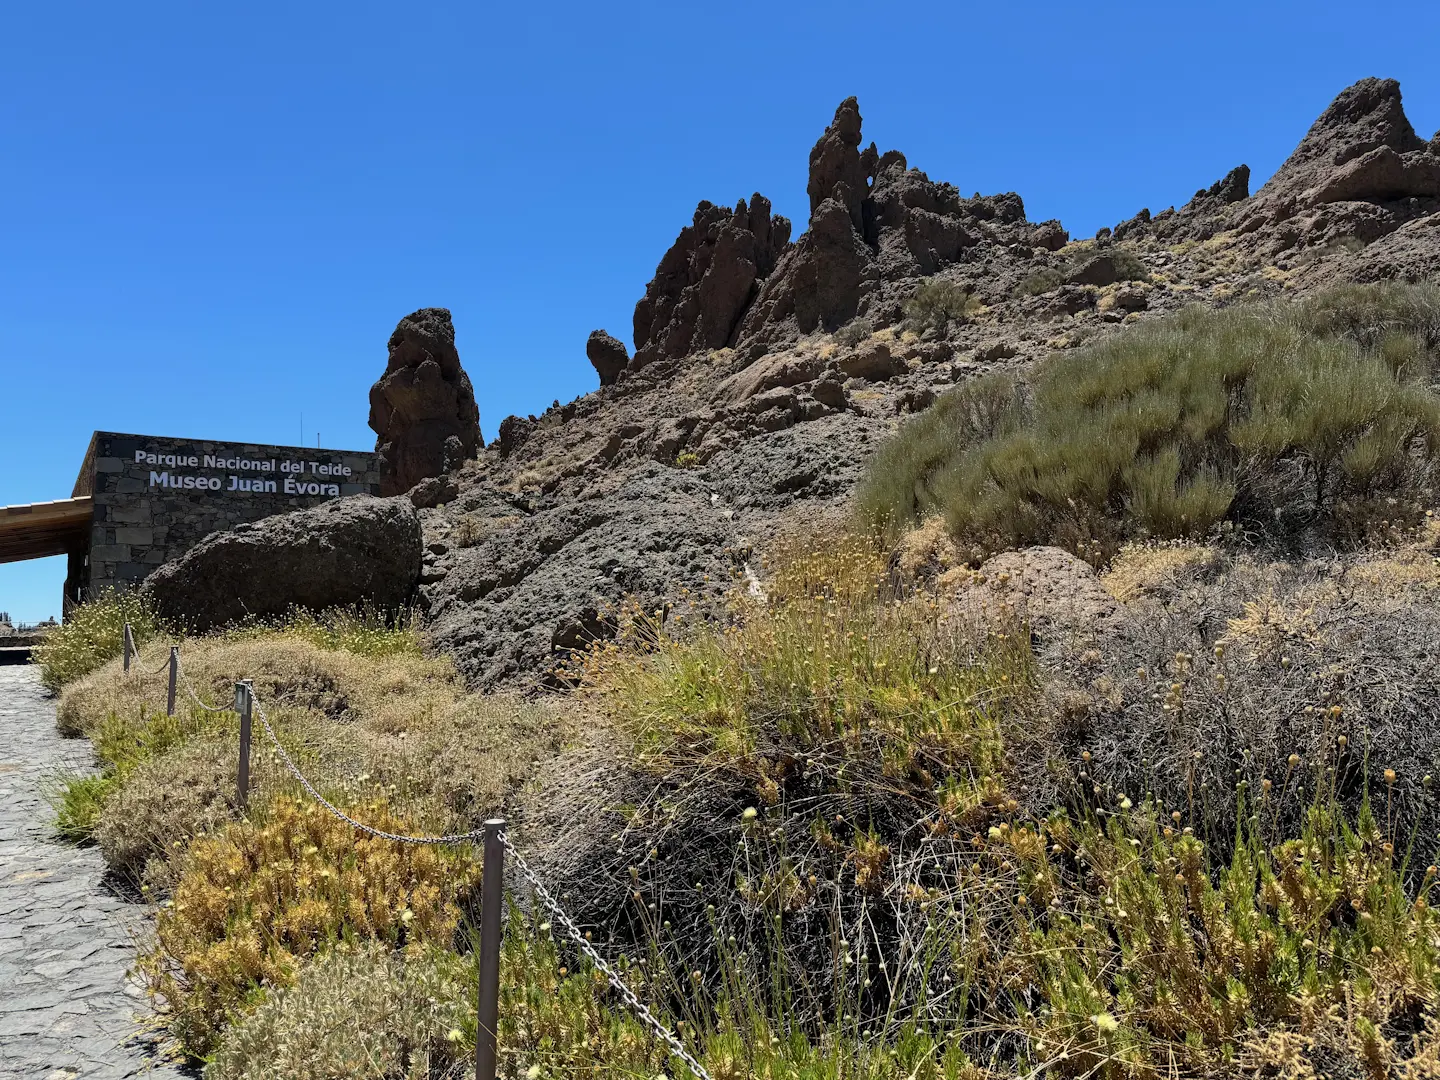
[251,694,486,845]
[501,833,714,1080]
[141,651,175,677]
[178,663,233,712]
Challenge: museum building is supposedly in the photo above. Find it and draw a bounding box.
[0,431,380,612]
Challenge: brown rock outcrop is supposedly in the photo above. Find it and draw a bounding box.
[1116,80,1440,251]
[736,99,1027,350]
[1306,146,1440,205]
[1256,78,1429,202]
[837,340,903,381]
[1232,79,1440,247]
[586,330,629,386]
[807,96,872,231]
[1345,211,1440,283]
[630,195,791,369]
[368,308,482,497]
[626,98,1043,369]
[1031,220,1069,251]
[738,194,877,343]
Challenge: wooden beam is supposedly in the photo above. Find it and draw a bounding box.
[0,496,93,564]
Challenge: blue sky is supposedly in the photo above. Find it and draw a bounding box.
[3,1,1439,623]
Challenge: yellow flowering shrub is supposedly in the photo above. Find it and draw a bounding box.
[143,794,479,1057]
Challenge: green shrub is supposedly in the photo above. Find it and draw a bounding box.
[1101,246,1150,282]
[903,279,981,334]
[34,590,157,691]
[45,771,113,843]
[206,943,473,1080]
[861,285,1440,556]
[1016,247,1148,297]
[1017,266,1064,295]
[855,373,1024,534]
[1286,280,1440,356]
[834,316,874,347]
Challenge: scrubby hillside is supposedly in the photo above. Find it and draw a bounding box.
[416,77,1440,690]
[41,76,1440,1078]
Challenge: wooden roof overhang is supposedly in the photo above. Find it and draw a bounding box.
[0,497,93,565]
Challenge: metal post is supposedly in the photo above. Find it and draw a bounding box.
[476,818,506,1080]
[235,681,253,810]
[122,623,134,673]
[165,647,178,717]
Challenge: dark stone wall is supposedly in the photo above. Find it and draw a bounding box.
[79,432,380,598]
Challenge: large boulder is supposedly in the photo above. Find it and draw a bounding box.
[369,308,483,497]
[586,329,630,386]
[142,496,422,632]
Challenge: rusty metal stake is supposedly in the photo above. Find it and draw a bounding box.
[235,681,253,809]
[165,646,178,717]
[122,623,134,673]
[476,818,506,1080]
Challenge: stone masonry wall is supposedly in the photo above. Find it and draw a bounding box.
[76,432,380,598]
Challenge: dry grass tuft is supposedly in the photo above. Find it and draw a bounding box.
[1100,540,1224,604]
[95,736,239,894]
[34,589,156,690]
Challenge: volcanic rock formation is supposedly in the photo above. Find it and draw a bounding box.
[1113,79,1440,255]
[405,77,1440,689]
[586,329,630,386]
[630,196,791,369]
[737,97,1030,350]
[630,97,1045,365]
[369,308,483,496]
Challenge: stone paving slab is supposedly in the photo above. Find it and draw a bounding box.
[0,667,190,1079]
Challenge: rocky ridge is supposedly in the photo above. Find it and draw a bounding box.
[411,78,1440,688]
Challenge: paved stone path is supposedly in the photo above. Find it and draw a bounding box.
[0,666,189,1079]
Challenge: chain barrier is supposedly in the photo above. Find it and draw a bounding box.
[501,833,715,1080]
[178,664,233,713]
[165,645,712,1079]
[250,694,488,845]
[142,652,174,677]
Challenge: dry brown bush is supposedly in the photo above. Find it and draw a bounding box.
[1015,526,1440,852]
[205,943,472,1080]
[95,736,239,893]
